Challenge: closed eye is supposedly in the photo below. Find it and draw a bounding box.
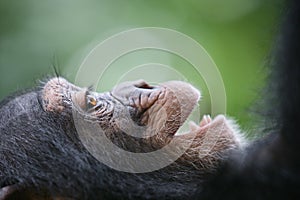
[85,91,98,110]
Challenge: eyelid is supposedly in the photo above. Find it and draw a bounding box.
[87,95,97,106]
[72,89,99,112]
[84,91,108,113]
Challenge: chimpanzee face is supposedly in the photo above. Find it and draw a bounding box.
[41,77,243,172]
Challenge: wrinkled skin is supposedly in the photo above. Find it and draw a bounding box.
[0,77,243,199]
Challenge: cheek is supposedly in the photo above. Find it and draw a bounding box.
[72,90,87,111]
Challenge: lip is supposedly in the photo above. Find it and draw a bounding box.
[139,81,202,137]
[175,113,226,136]
[186,114,227,134]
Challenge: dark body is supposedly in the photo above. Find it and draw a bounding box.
[0,88,204,200]
[197,0,300,199]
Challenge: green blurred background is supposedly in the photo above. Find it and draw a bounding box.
[0,0,284,133]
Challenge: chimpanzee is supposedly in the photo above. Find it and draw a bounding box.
[0,0,299,199]
[0,74,245,200]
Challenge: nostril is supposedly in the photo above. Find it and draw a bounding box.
[134,82,154,90]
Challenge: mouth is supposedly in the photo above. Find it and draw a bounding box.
[110,80,203,138]
[176,113,212,136]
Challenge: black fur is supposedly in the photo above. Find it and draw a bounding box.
[196,0,300,199]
